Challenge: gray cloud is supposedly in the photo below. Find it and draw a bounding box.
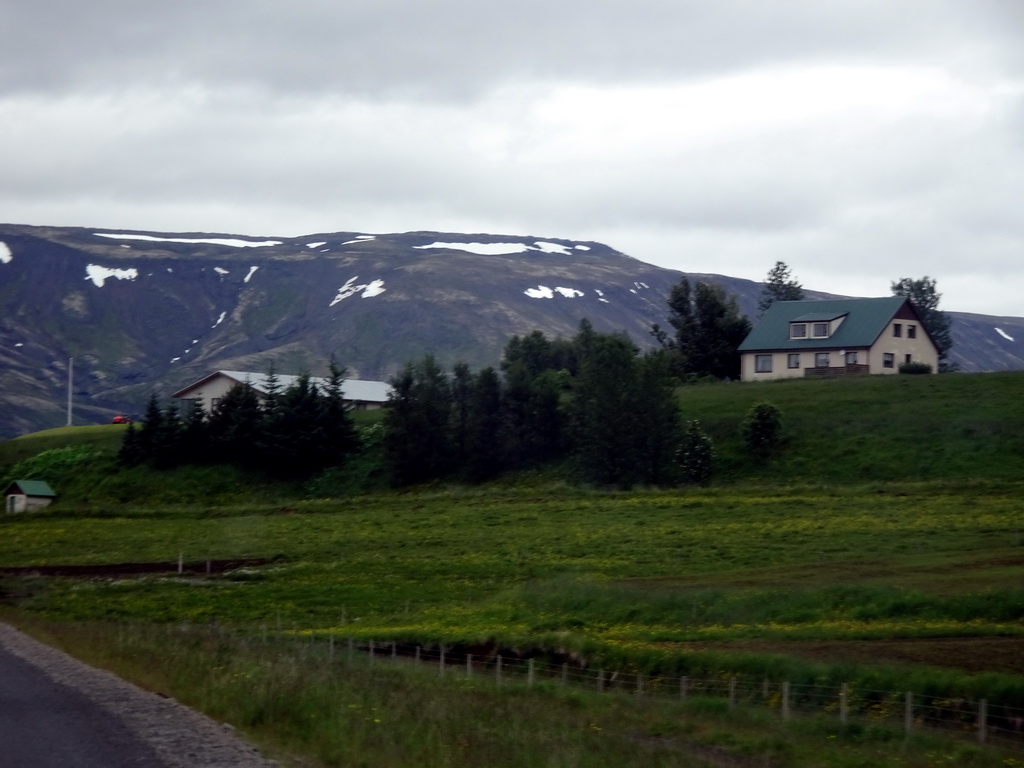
[1,0,1023,315]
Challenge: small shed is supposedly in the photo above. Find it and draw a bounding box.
[4,480,57,514]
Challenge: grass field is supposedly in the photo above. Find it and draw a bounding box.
[1,372,1023,767]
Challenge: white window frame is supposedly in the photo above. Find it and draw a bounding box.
[787,353,800,369]
[755,354,773,373]
[789,323,807,339]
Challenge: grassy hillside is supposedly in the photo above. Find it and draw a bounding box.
[2,372,1023,767]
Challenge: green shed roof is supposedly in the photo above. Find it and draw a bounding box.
[738,297,911,352]
[5,480,56,497]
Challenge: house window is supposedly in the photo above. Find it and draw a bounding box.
[845,351,858,365]
[893,323,902,337]
[211,397,222,410]
[908,325,916,339]
[755,355,773,373]
[883,353,894,369]
[812,322,829,338]
[815,352,830,368]
[905,354,912,365]
[787,353,800,369]
[790,323,807,339]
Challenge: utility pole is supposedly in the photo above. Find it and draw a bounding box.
[66,357,73,427]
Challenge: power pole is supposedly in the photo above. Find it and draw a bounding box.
[66,357,73,427]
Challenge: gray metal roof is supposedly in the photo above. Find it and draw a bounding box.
[216,371,392,402]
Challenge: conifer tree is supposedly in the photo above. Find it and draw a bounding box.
[758,261,804,315]
[466,366,503,481]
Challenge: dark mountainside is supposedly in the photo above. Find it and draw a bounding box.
[1,223,1022,439]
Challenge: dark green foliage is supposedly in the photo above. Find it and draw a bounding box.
[117,422,144,466]
[384,356,454,485]
[899,361,933,375]
[741,402,783,458]
[571,334,680,486]
[658,277,751,380]
[134,392,163,460]
[207,379,263,467]
[465,367,503,481]
[891,276,953,362]
[758,260,804,315]
[678,419,715,485]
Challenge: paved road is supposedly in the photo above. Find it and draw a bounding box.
[0,640,167,768]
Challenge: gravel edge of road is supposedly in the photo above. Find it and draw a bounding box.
[0,622,281,768]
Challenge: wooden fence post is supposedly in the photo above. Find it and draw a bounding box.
[528,658,535,688]
[178,552,184,574]
[466,653,473,677]
[978,699,988,745]
[598,669,604,692]
[729,677,736,709]
[680,676,688,702]
[840,683,848,724]
[561,663,568,687]
[496,655,503,686]
[904,692,913,735]
[440,646,445,677]
[782,682,790,720]
[347,638,354,663]
[415,645,421,663]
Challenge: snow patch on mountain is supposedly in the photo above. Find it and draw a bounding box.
[243,266,259,283]
[331,277,386,306]
[415,241,579,257]
[85,264,139,287]
[995,327,1015,342]
[0,242,11,264]
[94,233,282,248]
[524,285,585,299]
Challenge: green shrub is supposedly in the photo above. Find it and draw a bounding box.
[898,361,933,374]
[741,402,782,458]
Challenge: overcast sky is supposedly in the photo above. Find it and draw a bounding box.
[2,1,1022,316]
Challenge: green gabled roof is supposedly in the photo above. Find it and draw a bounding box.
[5,480,56,497]
[738,296,910,352]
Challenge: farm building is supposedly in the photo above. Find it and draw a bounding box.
[171,370,392,413]
[738,297,940,382]
[4,480,56,514]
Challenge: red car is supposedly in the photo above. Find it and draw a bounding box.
[112,415,132,424]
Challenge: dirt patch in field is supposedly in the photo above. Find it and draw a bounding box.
[663,636,1024,675]
[0,558,273,578]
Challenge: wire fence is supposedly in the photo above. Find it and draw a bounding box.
[279,633,1024,755]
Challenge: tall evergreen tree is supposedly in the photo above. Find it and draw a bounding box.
[466,366,503,481]
[758,261,804,315]
[891,276,954,364]
[384,356,453,485]
[571,333,645,487]
[135,391,163,463]
[688,281,752,380]
[207,381,263,466]
[321,358,360,466]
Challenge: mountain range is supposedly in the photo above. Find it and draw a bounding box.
[1,223,1022,440]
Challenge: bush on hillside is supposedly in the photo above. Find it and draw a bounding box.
[741,402,783,458]
[899,361,933,375]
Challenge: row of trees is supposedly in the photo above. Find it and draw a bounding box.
[120,263,950,488]
[120,362,360,476]
[384,323,690,487]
